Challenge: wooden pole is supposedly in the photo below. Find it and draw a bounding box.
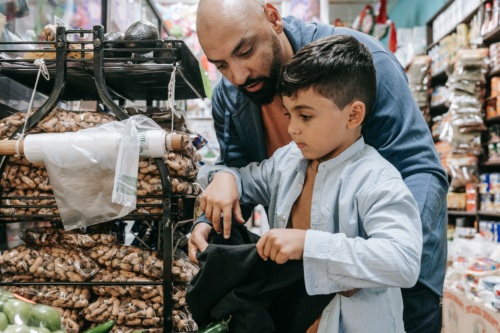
[0,140,24,156]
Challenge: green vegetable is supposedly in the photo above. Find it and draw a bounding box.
[0,288,14,300]
[198,316,231,333]
[3,324,31,333]
[3,299,33,325]
[82,320,115,333]
[0,288,14,311]
[30,327,51,333]
[0,312,9,331]
[29,304,61,331]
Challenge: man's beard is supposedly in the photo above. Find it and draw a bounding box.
[238,44,282,105]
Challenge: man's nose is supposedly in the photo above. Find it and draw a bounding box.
[230,63,251,87]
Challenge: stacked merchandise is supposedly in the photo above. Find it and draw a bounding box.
[489,42,500,74]
[0,228,112,332]
[438,49,489,211]
[0,109,117,218]
[478,173,500,213]
[84,245,199,332]
[0,227,199,332]
[0,107,203,332]
[484,43,500,171]
[0,108,203,216]
[407,55,432,124]
[127,107,203,200]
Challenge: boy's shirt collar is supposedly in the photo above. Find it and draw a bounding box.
[296,136,365,172]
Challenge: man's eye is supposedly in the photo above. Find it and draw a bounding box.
[240,48,252,57]
[216,63,226,70]
[283,112,290,118]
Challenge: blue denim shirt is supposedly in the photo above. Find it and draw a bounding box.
[205,16,448,296]
[199,137,422,332]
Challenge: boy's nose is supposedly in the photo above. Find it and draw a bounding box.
[288,123,300,135]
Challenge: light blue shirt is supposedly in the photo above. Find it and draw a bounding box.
[198,137,422,332]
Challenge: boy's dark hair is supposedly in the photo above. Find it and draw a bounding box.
[277,35,376,119]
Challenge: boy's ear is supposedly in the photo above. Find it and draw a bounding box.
[347,101,365,129]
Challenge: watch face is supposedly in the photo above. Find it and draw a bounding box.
[361,14,374,34]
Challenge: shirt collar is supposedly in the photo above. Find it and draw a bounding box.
[319,136,365,170]
[296,136,365,172]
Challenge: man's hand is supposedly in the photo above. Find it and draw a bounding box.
[188,223,212,264]
[200,171,245,239]
[256,229,306,264]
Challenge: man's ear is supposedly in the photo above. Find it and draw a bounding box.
[264,3,284,33]
[347,101,366,129]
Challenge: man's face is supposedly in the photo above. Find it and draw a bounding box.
[197,10,285,105]
[238,39,282,105]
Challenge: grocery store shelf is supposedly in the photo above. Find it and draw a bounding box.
[478,211,500,218]
[430,103,448,115]
[448,210,477,217]
[431,70,448,85]
[0,32,206,102]
[483,26,500,46]
[426,0,487,49]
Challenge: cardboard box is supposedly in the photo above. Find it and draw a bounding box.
[443,288,500,333]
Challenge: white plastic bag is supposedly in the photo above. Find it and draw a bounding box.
[24,115,164,230]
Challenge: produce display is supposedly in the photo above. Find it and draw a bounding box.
[0,245,99,282]
[83,320,115,333]
[0,18,205,332]
[0,232,199,332]
[21,228,117,248]
[0,287,65,333]
[0,106,203,219]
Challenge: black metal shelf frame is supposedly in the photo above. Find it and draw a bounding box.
[0,25,205,333]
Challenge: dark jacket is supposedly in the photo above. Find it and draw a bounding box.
[186,225,334,333]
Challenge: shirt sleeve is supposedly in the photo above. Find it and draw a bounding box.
[197,156,278,208]
[303,177,422,294]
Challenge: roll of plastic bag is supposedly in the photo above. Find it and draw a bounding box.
[24,115,165,230]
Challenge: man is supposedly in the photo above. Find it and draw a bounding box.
[189,1,448,332]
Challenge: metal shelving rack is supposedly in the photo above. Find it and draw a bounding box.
[0,25,206,333]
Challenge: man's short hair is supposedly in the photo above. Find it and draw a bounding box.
[277,35,376,118]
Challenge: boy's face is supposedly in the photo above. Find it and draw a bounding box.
[283,87,357,162]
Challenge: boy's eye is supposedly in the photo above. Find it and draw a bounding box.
[300,115,311,121]
[215,63,226,70]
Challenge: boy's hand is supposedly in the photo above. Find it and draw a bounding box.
[256,229,306,264]
[200,172,245,239]
[188,222,212,264]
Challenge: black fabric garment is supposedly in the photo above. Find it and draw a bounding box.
[186,225,335,333]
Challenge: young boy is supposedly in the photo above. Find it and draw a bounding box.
[197,35,422,332]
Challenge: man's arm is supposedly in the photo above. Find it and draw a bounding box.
[189,155,277,263]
